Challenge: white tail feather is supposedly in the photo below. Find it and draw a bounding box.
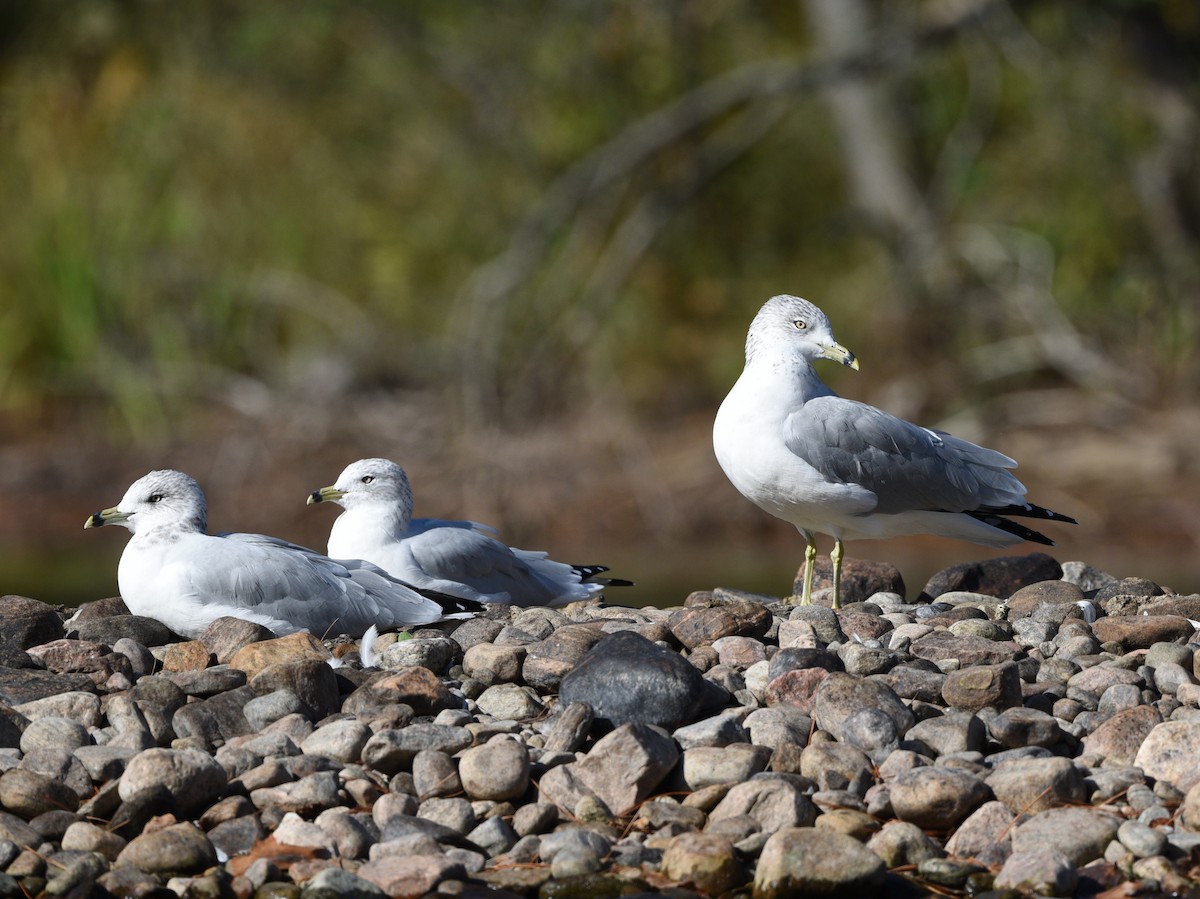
[360,624,380,668]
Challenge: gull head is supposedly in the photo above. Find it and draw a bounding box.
[84,469,209,536]
[746,295,859,371]
[308,458,414,513]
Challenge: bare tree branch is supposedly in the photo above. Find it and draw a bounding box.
[452,0,1011,423]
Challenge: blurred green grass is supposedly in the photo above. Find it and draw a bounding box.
[1,1,1195,437]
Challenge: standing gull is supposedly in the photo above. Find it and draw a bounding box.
[713,295,1075,608]
[307,458,630,606]
[85,469,477,638]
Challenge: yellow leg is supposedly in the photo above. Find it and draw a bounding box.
[799,533,817,605]
[831,537,844,610]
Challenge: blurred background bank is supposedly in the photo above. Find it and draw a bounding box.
[0,0,1197,604]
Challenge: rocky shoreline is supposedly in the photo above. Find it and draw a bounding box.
[2,552,1200,898]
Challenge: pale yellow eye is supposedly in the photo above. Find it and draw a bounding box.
[793,319,807,330]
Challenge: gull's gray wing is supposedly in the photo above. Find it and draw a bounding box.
[180,532,448,633]
[784,397,1026,515]
[399,527,558,604]
[408,517,499,538]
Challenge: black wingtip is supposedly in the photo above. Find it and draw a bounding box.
[422,590,485,616]
[981,502,1077,525]
[571,564,633,587]
[967,511,1058,545]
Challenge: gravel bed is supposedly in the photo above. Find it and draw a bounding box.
[2,551,1200,898]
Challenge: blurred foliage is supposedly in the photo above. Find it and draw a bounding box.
[1,0,1198,437]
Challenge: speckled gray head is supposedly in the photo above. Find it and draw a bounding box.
[308,458,415,512]
[744,294,859,370]
[84,469,209,536]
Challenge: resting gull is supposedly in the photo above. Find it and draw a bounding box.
[85,469,477,638]
[307,458,630,606]
[713,294,1075,608]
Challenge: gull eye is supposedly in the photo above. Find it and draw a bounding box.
[360,475,374,484]
[793,319,807,330]
[148,494,164,504]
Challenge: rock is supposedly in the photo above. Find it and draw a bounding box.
[474,683,545,720]
[941,661,1022,711]
[362,724,472,774]
[449,618,505,652]
[713,635,768,667]
[708,776,817,832]
[1117,819,1167,858]
[987,706,1064,748]
[681,744,770,790]
[1134,721,1200,792]
[753,827,886,898]
[840,707,900,763]
[61,820,128,861]
[673,711,749,750]
[1095,577,1166,603]
[1007,579,1087,617]
[522,624,606,692]
[411,750,461,800]
[1010,806,1121,865]
[919,553,1063,601]
[1179,781,1200,831]
[905,710,985,757]
[0,768,80,817]
[660,832,745,895]
[300,719,371,763]
[878,665,945,703]
[352,668,458,717]
[669,596,772,649]
[539,723,677,816]
[462,643,527,684]
[467,815,518,857]
[459,739,529,801]
[250,659,341,720]
[0,596,65,651]
[301,866,387,899]
[801,557,905,604]
[1061,561,1119,593]
[763,668,830,712]
[250,770,341,816]
[0,670,97,706]
[245,689,311,731]
[786,605,845,644]
[1082,705,1162,764]
[542,702,593,753]
[19,715,90,753]
[944,800,1014,867]
[889,766,989,829]
[199,617,276,664]
[813,672,914,742]
[115,822,217,876]
[866,820,943,868]
[229,632,330,677]
[162,640,214,671]
[986,757,1086,814]
[354,854,467,897]
[911,632,1021,667]
[21,747,92,800]
[119,748,228,817]
[76,614,174,647]
[1092,615,1194,649]
[799,742,872,795]
[380,636,458,673]
[559,631,717,731]
[994,848,1078,896]
[412,797,474,836]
